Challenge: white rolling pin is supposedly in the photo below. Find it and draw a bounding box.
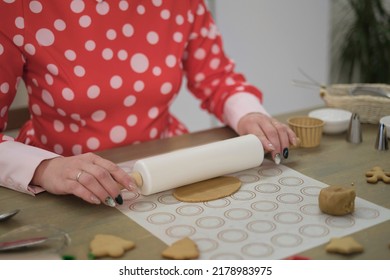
[130,134,264,195]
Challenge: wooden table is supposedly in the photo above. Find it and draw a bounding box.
[1,109,389,260]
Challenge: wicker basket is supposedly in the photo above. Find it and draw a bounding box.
[320,84,390,124]
[287,116,324,148]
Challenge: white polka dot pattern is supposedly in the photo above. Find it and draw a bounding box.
[0,0,262,155]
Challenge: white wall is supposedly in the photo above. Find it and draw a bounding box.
[171,0,331,131]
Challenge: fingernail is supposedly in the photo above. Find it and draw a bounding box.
[105,196,116,207]
[283,148,289,159]
[268,143,275,151]
[294,137,301,147]
[274,153,281,165]
[128,182,138,192]
[90,195,101,205]
[115,194,123,205]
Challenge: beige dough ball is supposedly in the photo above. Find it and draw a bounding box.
[318,185,355,216]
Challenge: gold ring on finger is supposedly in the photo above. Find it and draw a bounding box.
[76,170,84,183]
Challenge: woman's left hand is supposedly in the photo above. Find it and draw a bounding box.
[236,112,297,163]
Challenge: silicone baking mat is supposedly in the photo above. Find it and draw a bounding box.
[116,159,390,259]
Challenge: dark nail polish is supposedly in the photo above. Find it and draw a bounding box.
[283,148,289,159]
[115,194,123,205]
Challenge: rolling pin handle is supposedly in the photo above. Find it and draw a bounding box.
[130,171,143,188]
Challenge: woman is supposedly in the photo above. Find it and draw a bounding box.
[0,0,296,206]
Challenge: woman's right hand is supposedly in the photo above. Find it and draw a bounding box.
[31,152,137,206]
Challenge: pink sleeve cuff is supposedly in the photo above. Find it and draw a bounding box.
[223,92,270,132]
[0,141,59,195]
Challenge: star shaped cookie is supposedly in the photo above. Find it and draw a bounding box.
[325,236,364,255]
[162,237,199,260]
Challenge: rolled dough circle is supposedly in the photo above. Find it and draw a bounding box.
[173,176,241,202]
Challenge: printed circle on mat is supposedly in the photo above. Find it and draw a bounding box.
[251,201,278,212]
[257,166,283,177]
[157,193,180,205]
[276,193,304,204]
[195,216,225,229]
[299,204,322,216]
[129,201,157,212]
[121,190,140,201]
[299,224,330,238]
[192,238,219,253]
[246,220,276,233]
[176,205,204,216]
[352,207,380,219]
[224,208,253,220]
[166,225,196,238]
[230,190,256,201]
[203,198,231,208]
[210,253,243,260]
[146,212,176,225]
[236,174,260,183]
[255,183,281,194]
[217,229,248,243]
[274,212,303,224]
[325,216,355,228]
[241,243,274,258]
[271,233,303,248]
[278,176,304,186]
[300,186,322,197]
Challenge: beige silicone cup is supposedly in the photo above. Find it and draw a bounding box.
[288,116,324,148]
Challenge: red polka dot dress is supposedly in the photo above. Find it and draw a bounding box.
[0,0,264,194]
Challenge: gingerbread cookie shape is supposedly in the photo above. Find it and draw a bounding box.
[365,166,390,184]
[162,237,199,260]
[90,234,135,258]
[325,237,364,255]
[318,185,356,216]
